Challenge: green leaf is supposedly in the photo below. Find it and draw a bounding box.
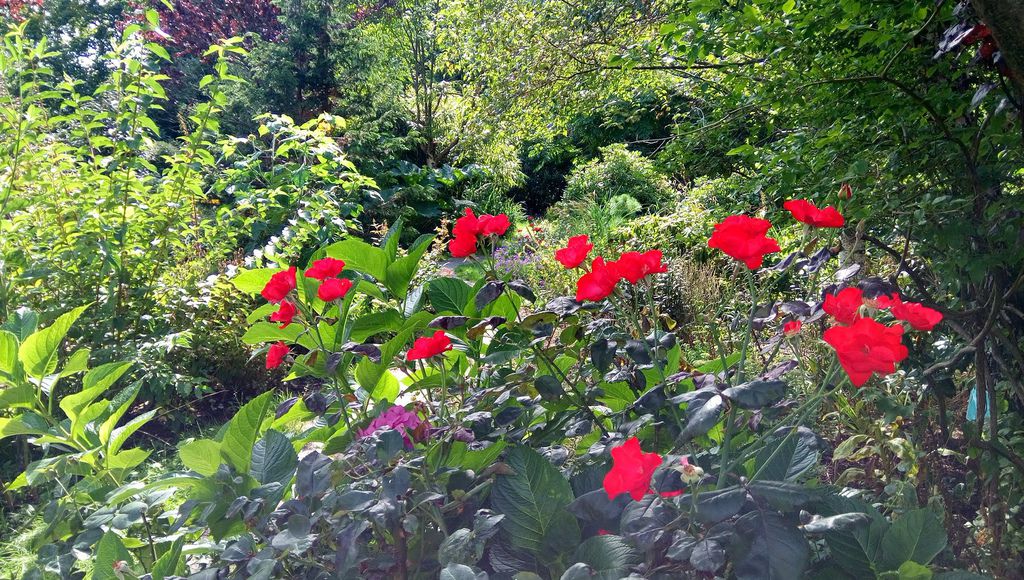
[0,330,19,376]
[385,234,434,298]
[898,560,934,580]
[753,427,822,482]
[0,415,49,439]
[151,537,185,580]
[324,238,389,281]
[241,322,304,345]
[61,362,133,428]
[107,410,156,456]
[879,509,947,570]
[59,347,91,377]
[179,439,222,476]
[232,268,277,294]
[733,510,809,580]
[491,446,580,560]
[250,429,298,485]
[221,391,276,474]
[570,535,642,580]
[90,531,133,580]
[721,380,787,409]
[19,305,89,379]
[428,277,473,314]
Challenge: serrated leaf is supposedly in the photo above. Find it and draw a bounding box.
[491,446,580,559]
[19,305,89,379]
[179,439,222,476]
[221,391,275,474]
[250,429,298,485]
[570,535,641,580]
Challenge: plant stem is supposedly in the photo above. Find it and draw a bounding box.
[717,270,758,488]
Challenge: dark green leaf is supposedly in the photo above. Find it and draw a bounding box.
[721,380,787,409]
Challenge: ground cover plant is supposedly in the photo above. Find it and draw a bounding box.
[2,0,1024,578]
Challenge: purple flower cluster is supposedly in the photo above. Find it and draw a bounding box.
[493,237,542,275]
[358,406,424,448]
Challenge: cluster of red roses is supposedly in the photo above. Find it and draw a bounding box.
[552,235,669,302]
[704,196,942,388]
[259,257,354,369]
[448,209,512,258]
[820,287,942,387]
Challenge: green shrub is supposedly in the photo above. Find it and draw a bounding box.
[563,143,675,210]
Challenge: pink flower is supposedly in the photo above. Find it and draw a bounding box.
[358,406,426,448]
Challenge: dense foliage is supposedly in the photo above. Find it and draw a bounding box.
[1,0,1023,578]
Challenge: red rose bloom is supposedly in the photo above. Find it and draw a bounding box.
[823,287,864,325]
[823,317,909,387]
[478,213,511,236]
[266,341,289,369]
[453,208,481,238]
[613,250,668,284]
[449,233,477,258]
[603,437,663,501]
[269,300,297,329]
[406,330,453,361]
[707,215,781,269]
[783,199,845,228]
[575,257,621,302]
[318,277,353,302]
[261,266,297,303]
[889,297,943,331]
[304,257,346,281]
[555,235,593,269]
[783,320,802,337]
[839,183,853,200]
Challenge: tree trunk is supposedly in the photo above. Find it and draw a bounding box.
[972,0,1024,94]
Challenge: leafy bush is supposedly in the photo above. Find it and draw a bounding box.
[563,143,675,210]
[6,203,986,578]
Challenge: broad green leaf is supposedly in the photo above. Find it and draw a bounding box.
[0,384,35,409]
[428,277,473,315]
[324,238,389,281]
[250,429,298,485]
[107,410,156,456]
[19,305,89,379]
[491,446,580,560]
[384,234,434,298]
[753,427,822,482]
[231,268,277,294]
[0,330,20,376]
[91,531,133,580]
[107,447,151,472]
[879,509,947,570]
[241,322,304,345]
[733,510,810,580]
[99,382,142,447]
[151,537,185,580]
[0,415,49,439]
[179,439,222,476]
[221,391,275,473]
[570,535,642,580]
[61,362,132,425]
[59,347,91,377]
[898,560,934,580]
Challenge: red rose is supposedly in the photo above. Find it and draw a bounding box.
[269,300,297,329]
[823,317,909,387]
[707,215,781,269]
[839,183,853,200]
[318,277,353,302]
[449,233,477,258]
[823,287,864,325]
[453,208,481,238]
[783,320,802,336]
[266,341,289,369]
[889,297,943,331]
[575,257,621,302]
[603,437,663,501]
[261,266,297,303]
[783,199,845,228]
[407,330,453,361]
[555,235,593,269]
[478,213,511,236]
[613,250,668,284]
[304,257,346,281]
